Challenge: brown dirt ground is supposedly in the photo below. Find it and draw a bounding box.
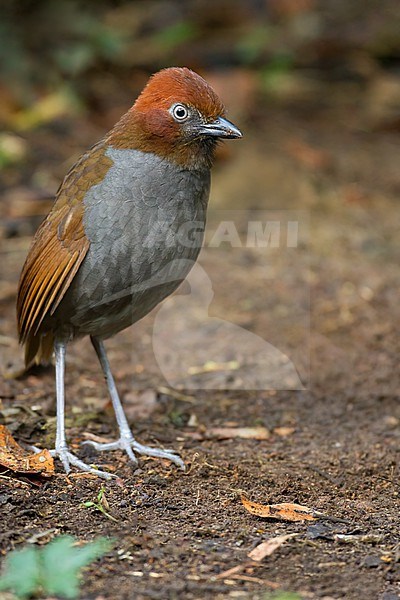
[0,78,399,599]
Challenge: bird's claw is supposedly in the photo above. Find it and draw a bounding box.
[50,446,114,480]
[82,435,186,471]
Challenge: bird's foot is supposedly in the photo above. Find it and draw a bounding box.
[48,445,114,480]
[82,433,185,471]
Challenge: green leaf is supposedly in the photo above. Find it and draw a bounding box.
[0,536,112,599]
[260,54,294,91]
[153,21,197,51]
[41,536,112,599]
[0,547,40,598]
[236,25,273,64]
[55,44,94,76]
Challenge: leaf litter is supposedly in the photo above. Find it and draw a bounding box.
[0,424,54,476]
[241,495,316,522]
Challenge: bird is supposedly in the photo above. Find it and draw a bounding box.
[17,67,242,479]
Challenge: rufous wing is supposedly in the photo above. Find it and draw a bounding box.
[17,142,113,364]
[17,199,89,343]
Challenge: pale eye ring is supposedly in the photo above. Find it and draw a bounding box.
[171,104,189,121]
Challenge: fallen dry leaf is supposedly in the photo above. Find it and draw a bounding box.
[273,426,295,437]
[0,424,54,476]
[207,427,269,440]
[187,360,239,375]
[183,426,269,441]
[248,533,298,561]
[241,495,316,521]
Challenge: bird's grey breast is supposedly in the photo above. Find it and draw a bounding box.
[61,147,210,336]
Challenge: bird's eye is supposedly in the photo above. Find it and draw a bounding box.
[171,104,189,121]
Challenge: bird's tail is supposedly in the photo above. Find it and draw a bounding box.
[24,331,54,368]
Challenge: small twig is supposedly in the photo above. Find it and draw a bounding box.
[0,473,31,487]
[306,464,343,487]
[312,511,352,524]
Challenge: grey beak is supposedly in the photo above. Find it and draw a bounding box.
[200,116,242,139]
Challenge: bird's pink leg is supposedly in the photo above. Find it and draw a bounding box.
[83,337,185,470]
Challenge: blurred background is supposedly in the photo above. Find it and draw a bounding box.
[1,7,399,595]
[1,0,399,205]
[1,0,399,392]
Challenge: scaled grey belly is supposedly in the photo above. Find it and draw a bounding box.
[54,147,210,338]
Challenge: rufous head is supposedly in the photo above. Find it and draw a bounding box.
[108,67,242,169]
